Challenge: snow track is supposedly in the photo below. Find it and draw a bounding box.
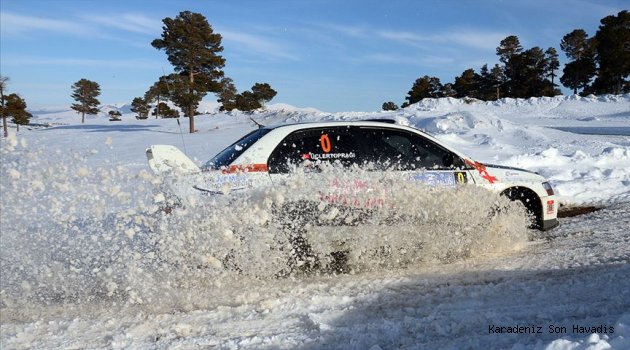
[1,203,628,349]
[1,95,629,349]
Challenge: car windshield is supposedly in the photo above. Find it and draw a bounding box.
[202,128,271,170]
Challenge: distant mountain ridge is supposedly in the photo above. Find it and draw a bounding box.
[27,94,630,126]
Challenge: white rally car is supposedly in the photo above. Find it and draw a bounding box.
[147,120,559,231]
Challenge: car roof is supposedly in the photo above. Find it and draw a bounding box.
[261,119,431,135]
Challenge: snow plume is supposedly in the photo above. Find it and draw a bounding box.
[0,140,158,319]
[1,145,528,322]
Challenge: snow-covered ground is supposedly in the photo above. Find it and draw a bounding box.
[1,95,629,349]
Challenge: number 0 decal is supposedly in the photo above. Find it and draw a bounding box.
[320,134,332,153]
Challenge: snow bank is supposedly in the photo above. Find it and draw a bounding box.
[504,147,630,205]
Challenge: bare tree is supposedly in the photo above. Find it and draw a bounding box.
[0,75,9,137]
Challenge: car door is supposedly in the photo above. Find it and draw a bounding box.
[267,126,376,204]
[357,126,472,188]
[267,126,362,174]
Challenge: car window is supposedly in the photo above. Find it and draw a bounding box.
[203,128,271,170]
[359,127,463,170]
[268,127,362,173]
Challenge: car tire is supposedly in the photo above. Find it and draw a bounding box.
[501,187,543,230]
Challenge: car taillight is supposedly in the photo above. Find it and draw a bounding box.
[542,182,554,196]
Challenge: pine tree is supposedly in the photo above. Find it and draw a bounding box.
[503,46,553,98]
[108,110,122,121]
[381,102,399,111]
[404,76,443,105]
[560,59,597,94]
[5,93,32,128]
[220,82,278,112]
[545,47,560,86]
[152,102,179,118]
[496,35,523,84]
[217,77,238,111]
[525,47,553,96]
[560,29,596,95]
[496,35,523,64]
[592,10,630,94]
[441,83,457,98]
[251,83,277,107]
[0,75,9,137]
[234,91,262,112]
[496,35,526,97]
[560,29,592,61]
[160,73,202,117]
[131,97,150,119]
[489,64,506,100]
[477,65,492,100]
[152,11,226,133]
[453,68,481,98]
[145,77,171,119]
[70,79,101,123]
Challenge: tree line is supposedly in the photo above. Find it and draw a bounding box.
[383,10,629,110]
[69,11,278,133]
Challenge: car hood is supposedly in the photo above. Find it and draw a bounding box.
[482,163,538,175]
[482,163,545,183]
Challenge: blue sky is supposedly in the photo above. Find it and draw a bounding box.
[1,0,627,112]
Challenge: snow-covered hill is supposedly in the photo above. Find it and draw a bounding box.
[2,94,629,349]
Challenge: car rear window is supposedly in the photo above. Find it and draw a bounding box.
[203,128,271,170]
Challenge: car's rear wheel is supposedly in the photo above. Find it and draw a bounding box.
[274,201,321,274]
[273,200,371,275]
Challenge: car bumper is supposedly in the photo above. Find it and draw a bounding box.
[541,218,559,231]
